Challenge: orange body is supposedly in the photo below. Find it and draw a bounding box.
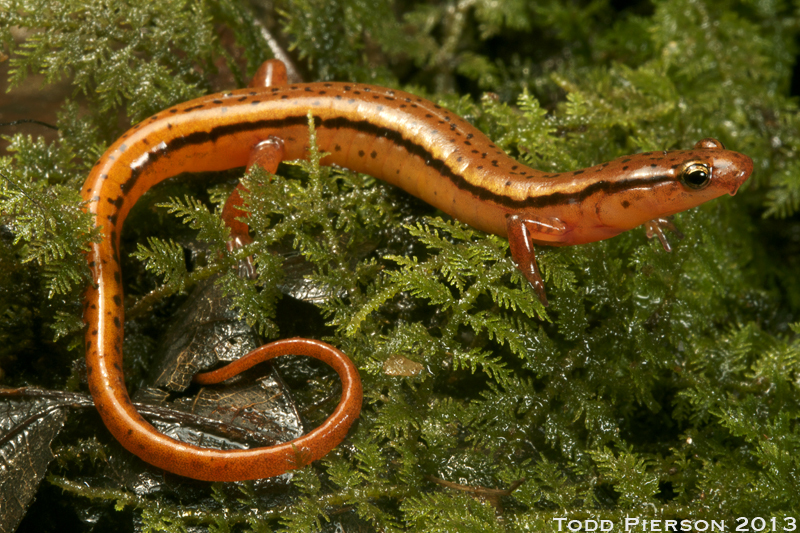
[81,60,753,481]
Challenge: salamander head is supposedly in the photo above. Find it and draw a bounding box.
[595,138,753,232]
[673,138,753,198]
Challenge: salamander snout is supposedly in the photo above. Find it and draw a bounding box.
[689,138,753,197]
[714,151,753,197]
[727,154,753,195]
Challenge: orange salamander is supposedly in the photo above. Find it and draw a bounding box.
[81,59,753,481]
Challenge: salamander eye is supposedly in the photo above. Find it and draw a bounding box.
[680,162,711,190]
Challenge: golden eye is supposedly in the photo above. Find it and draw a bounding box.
[680,162,711,190]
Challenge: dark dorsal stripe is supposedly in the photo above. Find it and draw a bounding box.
[119,111,674,210]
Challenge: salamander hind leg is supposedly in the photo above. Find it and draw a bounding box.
[220,59,289,252]
[222,138,285,249]
[248,59,289,88]
[221,137,286,278]
[506,214,567,307]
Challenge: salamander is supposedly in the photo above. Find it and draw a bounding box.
[81,59,753,482]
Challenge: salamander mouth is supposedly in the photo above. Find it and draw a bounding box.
[728,169,750,196]
[728,155,754,196]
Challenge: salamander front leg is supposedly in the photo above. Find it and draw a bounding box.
[506,214,566,306]
[644,216,684,252]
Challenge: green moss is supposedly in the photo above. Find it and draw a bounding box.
[2,0,799,530]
